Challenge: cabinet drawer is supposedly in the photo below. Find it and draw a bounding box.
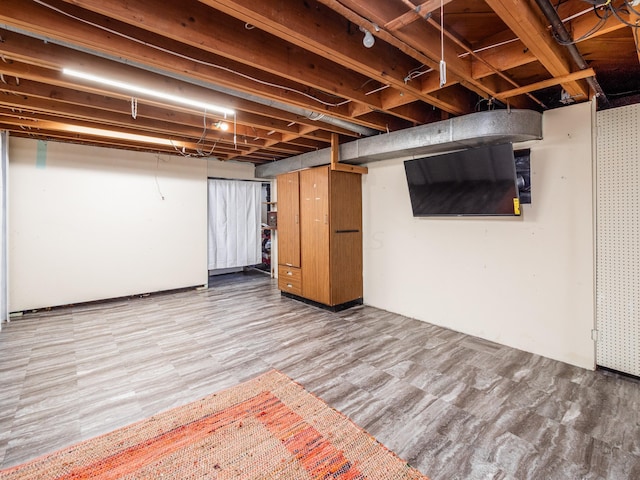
[278,265,301,282]
[278,265,302,295]
[278,276,302,296]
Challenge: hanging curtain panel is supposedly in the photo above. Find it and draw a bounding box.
[207,179,261,270]
[0,132,7,325]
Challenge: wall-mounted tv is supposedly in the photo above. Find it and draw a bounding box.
[404,143,521,217]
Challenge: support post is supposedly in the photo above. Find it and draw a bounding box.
[330,133,368,174]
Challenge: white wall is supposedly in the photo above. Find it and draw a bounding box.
[362,102,595,369]
[207,157,255,180]
[9,138,253,312]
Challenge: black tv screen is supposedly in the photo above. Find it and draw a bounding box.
[404,143,521,216]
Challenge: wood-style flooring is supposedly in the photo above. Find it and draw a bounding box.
[1,271,639,479]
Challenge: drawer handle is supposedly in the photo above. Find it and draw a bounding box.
[335,229,360,233]
[286,271,292,275]
[286,283,293,288]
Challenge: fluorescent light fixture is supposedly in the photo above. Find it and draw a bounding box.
[62,124,182,147]
[63,68,235,116]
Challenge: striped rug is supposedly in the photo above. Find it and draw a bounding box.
[0,369,428,479]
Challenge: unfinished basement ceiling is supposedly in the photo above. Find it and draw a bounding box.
[0,0,638,164]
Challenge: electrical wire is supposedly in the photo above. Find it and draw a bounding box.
[166,110,222,159]
[624,0,640,16]
[553,7,609,44]
[609,1,640,28]
[32,0,351,108]
[154,155,165,200]
[549,0,639,54]
[404,65,433,83]
[594,1,640,55]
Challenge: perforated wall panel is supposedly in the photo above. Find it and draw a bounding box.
[596,104,640,377]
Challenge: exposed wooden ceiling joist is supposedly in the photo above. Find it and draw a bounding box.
[483,0,590,101]
[0,0,635,163]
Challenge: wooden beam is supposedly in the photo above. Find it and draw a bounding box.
[472,8,629,79]
[330,133,340,170]
[325,0,500,100]
[0,28,366,138]
[0,79,281,146]
[52,0,392,120]
[384,1,448,31]
[0,0,388,131]
[0,115,236,156]
[331,163,369,174]
[0,39,363,157]
[494,68,596,100]
[329,133,367,174]
[484,0,589,100]
[200,0,471,117]
[471,39,536,80]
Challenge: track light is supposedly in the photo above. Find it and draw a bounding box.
[359,26,375,48]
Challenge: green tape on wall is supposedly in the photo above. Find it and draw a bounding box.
[36,140,47,169]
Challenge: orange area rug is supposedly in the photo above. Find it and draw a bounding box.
[0,369,428,479]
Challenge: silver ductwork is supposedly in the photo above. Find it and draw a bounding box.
[256,109,543,178]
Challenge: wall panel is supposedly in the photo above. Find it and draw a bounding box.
[362,103,596,369]
[596,104,640,376]
[9,138,214,311]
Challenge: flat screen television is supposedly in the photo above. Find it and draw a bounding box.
[404,143,521,217]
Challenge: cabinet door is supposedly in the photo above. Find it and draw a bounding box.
[276,171,300,268]
[330,170,363,305]
[300,167,330,304]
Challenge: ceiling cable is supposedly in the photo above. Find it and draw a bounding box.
[29,0,378,138]
[31,0,351,109]
[397,0,544,107]
[534,0,609,105]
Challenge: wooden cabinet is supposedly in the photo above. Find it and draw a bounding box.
[276,171,300,268]
[327,169,363,306]
[277,165,362,309]
[300,167,331,304]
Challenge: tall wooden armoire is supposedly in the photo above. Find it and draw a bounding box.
[277,165,362,309]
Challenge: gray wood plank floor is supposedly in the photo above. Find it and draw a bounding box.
[1,271,639,479]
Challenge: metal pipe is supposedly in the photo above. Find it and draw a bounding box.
[533,0,609,106]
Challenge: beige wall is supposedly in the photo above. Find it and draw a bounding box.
[362,102,596,369]
[9,138,253,312]
[207,157,255,180]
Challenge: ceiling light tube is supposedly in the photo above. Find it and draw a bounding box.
[63,68,235,116]
[63,124,181,147]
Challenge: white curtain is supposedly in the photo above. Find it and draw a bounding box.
[207,179,261,270]
[0,132,7,326]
